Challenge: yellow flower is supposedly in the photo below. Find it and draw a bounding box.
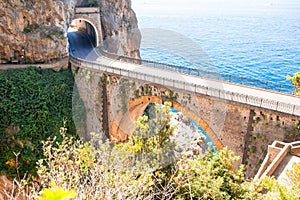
[5,159,16,168]
[39,182,77,200]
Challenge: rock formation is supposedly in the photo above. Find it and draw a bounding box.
[100,0,141,58]
[0,0,140,64]
[144,104,208,158]
[71,0,140,139]
[0,0,75,64]
[170,112,207,158]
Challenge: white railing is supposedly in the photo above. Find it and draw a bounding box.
[96,48,292,93]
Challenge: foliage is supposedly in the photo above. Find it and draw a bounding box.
[247,159,300,200]
[36,130,154,200]
[167,148,261,200]
[120,102,177,170]
[23,23,65,40]
[286,162,300,198]
[23,23,39,33]
[3,83,300,199]
[34,134,262,199]
[260,176,296,200]
[39,182,77,200]
[0,67,76,178]
[286,72,300,95]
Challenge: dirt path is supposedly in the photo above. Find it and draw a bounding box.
[0,57,69,71]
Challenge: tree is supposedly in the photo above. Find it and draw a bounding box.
[121,102,261,199]
[6,102,294,199]
[286,72,300,95]
[169,148,261,200]
[35,131,154,199]
[286,162,300,199]
[120,102,177,170]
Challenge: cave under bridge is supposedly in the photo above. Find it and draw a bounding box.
[68,6,300,176]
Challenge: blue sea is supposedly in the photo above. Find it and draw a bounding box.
[132,0,300,93]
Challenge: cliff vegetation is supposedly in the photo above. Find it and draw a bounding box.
[0,67,76,178]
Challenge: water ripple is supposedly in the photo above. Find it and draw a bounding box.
[137,5,300,94]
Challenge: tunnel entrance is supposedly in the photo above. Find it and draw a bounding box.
[68,19,98,48]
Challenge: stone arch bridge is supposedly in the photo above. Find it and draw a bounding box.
[68,10,300,177]
[69,48,300,177]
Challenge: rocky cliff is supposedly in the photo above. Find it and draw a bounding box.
[0,0,75,64]
[0,0,140,64]
[100,0,141,58]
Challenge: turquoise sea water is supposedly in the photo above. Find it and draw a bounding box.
[170,107,216,150]
[132,0,300,93]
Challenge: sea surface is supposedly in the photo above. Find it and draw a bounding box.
[132,0,300,93]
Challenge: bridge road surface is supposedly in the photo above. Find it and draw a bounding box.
[68,30,300,117]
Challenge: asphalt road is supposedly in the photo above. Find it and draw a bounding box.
[67,29,98,61]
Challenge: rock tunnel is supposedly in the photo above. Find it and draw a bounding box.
[68,19,98,48]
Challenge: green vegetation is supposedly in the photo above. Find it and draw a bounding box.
[3,102,296,199]
[23,23,39,33]
[286,72,300,95]
[2,69,300,199]
[120,102,176,169]
[287,162,300,196]
[0,67,76,178]
[39,182,77,200]
[29,131,260,199]
[23,24,65,40]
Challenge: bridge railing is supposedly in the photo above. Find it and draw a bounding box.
[70,55,300,117]
[96,48,293,93]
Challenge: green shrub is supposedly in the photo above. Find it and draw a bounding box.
[286,72,300,95]
[23,24,39,33]
[36,131,154,199]
[0,67,76,179]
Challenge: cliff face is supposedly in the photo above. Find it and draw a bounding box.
[0,0,75,64]
[100,0,141,58]
[0,0,140,64]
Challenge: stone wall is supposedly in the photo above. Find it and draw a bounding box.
[73,6,102,46]
[244,108,300,178]
[72,67,106,141]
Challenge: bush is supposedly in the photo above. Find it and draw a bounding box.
[31,104,261,199]
[36,130,154,199]
[0,67,76,178]
[3,84,298,199]
[23,24,39,33]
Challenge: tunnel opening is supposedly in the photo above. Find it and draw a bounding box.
[68,19,98,49]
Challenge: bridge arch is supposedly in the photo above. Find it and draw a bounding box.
[110,96,224,150]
